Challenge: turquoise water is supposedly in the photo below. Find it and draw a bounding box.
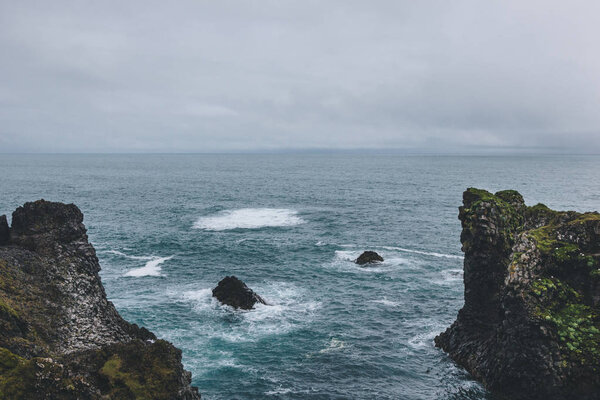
[1,154,599,399]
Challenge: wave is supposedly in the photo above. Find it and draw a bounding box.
[192,208,304,231]
[124,255,173,277]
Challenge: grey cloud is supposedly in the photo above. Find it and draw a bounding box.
[0,0,599,153]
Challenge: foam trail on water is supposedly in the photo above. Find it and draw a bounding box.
[193,208,304,231]
[124,255,173,277]
[102,250,155,260]
[339,244,463,259]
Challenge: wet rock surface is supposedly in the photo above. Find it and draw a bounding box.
[212,276,266,310]
[435,188,600,400]
[0,200,201,399]
[355,251,384,265]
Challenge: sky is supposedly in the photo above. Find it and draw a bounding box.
[1,1,599,153]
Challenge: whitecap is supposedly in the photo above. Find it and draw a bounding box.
[124,255,173,277]
[319,338,346,353]
[193,208,304,231]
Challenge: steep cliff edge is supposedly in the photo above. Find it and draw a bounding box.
[0,200,200,399]
[435,188,600,399]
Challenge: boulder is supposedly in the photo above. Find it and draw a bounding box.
[355,251,384,265]
[212,276,266,310]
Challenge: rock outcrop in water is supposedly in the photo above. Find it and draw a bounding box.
[212,276,266,310]
[355,251,384,265]
[435,188,600,400]
[0,200,201,399]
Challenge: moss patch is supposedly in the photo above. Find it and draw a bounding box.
[98,340,181,400]
[532,278,600,366]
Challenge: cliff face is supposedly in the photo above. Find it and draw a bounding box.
[436,188,600,399]
[0,200,200,399]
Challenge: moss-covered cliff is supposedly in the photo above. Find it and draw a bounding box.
[0,200,200,399]
[436,188,600,399]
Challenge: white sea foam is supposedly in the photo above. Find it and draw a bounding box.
[265,387,293,395]
[407,319,447,349]
[371,298,401,307]
[319,338,346,353]
[124,255,173,277]
[193,208,304,231]
[440,269,464,282]
[379,246,464,259]
[181,282,319,342]
[339,244,463,260]
[103,249,155,260]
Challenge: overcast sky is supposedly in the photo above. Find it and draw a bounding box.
[1,1,599,153]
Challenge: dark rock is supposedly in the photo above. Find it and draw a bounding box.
[0,215,9,245]
[355,251,384,265]
[435,188,600,400]
[0,200,201,399]
[10,199,88,254]
[212,276,266,310]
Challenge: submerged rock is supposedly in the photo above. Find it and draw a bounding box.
[212,276,266,310]
[435,188,600,400]
[355,251,384,265]
[0,200,200,399]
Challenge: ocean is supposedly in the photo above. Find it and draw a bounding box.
[1,154,599,399]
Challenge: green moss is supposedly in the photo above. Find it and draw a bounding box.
[569,212,600,225]
[528,225,557,254]
[0,347,36,399]
[98,340,180,400]
[0,299,19,320]
[532,278,600,365]
[101,355,146,399]
[495,190,524,206]
[0,348,22,375]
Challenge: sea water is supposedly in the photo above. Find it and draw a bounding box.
[1,154,599,400]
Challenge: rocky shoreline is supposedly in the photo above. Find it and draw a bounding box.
[436,188,600,399]
[0,200,200,399]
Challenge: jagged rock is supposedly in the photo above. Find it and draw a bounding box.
[435,188,600,400]
[0,215,9,245]
[355,251,384,265]
[0,200,201,399]
[212,276,266,310]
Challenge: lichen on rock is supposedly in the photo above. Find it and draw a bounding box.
[436,188,600,399]
[0,200,201,399]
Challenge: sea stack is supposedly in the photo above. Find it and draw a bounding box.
[212,276,267,310]
[435,188,600,400]
[0,200,200,399]
[355,251,384,265]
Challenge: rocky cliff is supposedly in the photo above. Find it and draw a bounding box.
[436,188,600,399]
[0,200,201,399]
